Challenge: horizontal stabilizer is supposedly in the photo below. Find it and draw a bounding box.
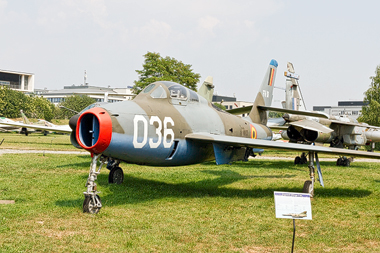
[258,106,330,119]
[226,106,252,115]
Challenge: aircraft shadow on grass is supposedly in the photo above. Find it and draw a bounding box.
[55,166,372,208]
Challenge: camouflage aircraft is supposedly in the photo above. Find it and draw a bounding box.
[68,60,380,214]
[281,113,380,165]
[278,63,380,166]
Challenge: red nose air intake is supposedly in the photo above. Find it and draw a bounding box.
[76,107,112,154]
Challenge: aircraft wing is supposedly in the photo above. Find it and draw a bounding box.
[0,121,72,133]
[329,120,380,129]
[226,105,329,119]
[185,133,380,160]
[289,119,333,134]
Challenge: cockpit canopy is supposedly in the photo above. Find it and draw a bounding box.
[139,81,202,104]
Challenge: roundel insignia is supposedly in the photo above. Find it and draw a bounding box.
[250,124,257,139]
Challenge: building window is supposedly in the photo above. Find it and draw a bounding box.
[24,76,28,90]
[0,80,10,86]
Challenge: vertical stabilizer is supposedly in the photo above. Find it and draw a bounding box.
[249,59,278,125]
[284,62,306,111]
[20,110,31,124]
[198,76,214,102]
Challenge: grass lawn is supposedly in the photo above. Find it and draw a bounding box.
[0,132,76,151]
[0,147,379,252]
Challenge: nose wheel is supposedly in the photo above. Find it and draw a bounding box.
[83,195,102,214]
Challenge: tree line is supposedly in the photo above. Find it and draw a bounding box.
[0,86,96,122]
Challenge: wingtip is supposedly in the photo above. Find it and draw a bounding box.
[270,59,278,68]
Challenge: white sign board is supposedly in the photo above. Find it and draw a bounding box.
[274,191,312,220]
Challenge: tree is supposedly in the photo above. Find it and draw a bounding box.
[29,95,55,122]
[213,103,226,110]
[0,86,34,118]
[132,52,201,95]
[0,87,57,121]
[58,95,96,118]
[358,65,380,150]
[358,65,380,126]
[268,111,284,118]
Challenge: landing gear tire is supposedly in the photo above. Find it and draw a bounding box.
[337,157,351,167]
[295,153,307,165]
[83,195,101,214]
[303,180,314,197]
[300,154,307,164]
[108,166,124,184]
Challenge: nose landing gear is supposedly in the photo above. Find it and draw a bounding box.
[83,155,124,214]
[83,154,105,214]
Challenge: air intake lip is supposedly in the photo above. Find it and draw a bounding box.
[76,107,112,154]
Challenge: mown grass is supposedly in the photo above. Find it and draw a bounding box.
[0,132,75,151]
[0,149,379,252]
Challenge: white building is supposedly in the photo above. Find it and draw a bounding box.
[35,84,134,105]
[313,101,368,120]
[0,69,34,92]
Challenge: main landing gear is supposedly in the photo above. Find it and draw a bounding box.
[336,156,352,167]
[83,154,124,214]
[302,151,324,197]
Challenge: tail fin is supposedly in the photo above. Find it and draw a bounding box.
[283,62,306,111]
[249,59,278,125]
[198,76,214,102]
[20,110,31,124]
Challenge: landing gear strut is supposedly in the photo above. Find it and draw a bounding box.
[302,151,324,197]
[83,154,106,214]
[83,155,125,214]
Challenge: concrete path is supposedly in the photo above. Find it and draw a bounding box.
[0,149,88,155]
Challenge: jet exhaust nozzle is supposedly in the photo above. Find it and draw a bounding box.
[76,107,112,154]
[285,125,335,143]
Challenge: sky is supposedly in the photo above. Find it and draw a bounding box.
[1,0,380,108]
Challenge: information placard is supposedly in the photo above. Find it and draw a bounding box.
[274,191,312,220]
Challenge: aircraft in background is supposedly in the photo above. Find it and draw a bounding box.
[278,63,380,166]
[281,112,380,165]
[197,76,214,102]
[229,62,380,166]
[68,59,380,214]
[0,110,71,135]
[0,117,21,132]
